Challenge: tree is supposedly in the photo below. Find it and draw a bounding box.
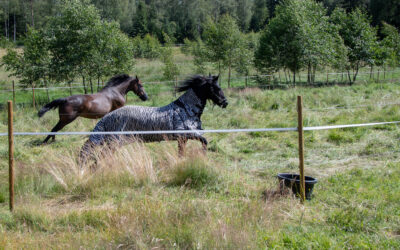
[202,14,250,87]
[331,8,378,82]
[2,0,135,95]
[45,0,134,93]
[249,0,269,32]
[161,33,179,80]
[131,0,148,37]
[381,22,400,68]
[255,0,345,84]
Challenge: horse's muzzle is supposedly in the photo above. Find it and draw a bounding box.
[221,100,228,108]
[140,94,149,101]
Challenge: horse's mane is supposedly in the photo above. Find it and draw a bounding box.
[177,75,209,92]
[103,74,131,88]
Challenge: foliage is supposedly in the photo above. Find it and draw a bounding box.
[255,0,346,84]
[1,28,49,87]
[381,22,400,67]
[0,0,399,44]
[132,34,161,59]
[190,15,252,86]
[1,0,135,91]
[161,33,179,80]
[331,8,378,82]
[249,0,269,32]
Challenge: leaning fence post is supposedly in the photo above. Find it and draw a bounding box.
[8,101,14,212]
[297,96,306,203]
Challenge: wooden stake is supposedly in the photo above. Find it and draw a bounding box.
[8,101,14,212]
[297,96,306,203]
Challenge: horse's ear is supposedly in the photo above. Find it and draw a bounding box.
[213,74,219,81]
[135,75,138,80]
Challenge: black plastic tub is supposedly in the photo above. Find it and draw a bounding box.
[277,173,318,200]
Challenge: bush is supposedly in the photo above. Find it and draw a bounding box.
[132,34,161,59]
[0,38,15,48]
[167,157,218,189]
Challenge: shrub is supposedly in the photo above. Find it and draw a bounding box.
[132,34,161,59]
[167,157,218,189]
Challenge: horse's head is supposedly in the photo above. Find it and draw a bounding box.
[130,76,148,101]
[177,75,228,108]
[201,75,228,108]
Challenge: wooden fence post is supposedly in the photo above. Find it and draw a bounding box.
[8,101,14,212]
[297,96,306,203]
[12,81,15,105]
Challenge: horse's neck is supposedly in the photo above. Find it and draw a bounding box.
[177,89,206,117]
[101,82,130,97]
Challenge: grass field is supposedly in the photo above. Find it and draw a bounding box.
[0,48,400,248]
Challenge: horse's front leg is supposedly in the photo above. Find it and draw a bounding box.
[199,136,208,153]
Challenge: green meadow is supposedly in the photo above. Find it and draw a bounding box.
[0,49,399,248]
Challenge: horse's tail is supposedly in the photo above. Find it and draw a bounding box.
[38,98,67,118]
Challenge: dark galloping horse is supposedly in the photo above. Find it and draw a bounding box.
[38,74,148,143]
[79,75,228,164]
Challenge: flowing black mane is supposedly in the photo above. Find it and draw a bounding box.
[177,75,208,92]
[103,74,132,89]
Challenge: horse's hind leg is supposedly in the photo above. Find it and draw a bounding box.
[43,117,76,143]
[196,136,208,154]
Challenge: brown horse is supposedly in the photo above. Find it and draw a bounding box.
[38,74,148,143]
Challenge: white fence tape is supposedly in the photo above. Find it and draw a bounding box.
[0,121,399,137]
[304,121,400,131]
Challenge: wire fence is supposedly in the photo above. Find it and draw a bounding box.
[1,120,399,137]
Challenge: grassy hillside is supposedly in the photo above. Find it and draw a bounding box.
[0,78,399,248]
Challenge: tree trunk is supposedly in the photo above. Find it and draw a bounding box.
[278,71,281,84]
[4,18,7,39]
[89,78,93,94]
[370,66,373,80]
[69,81,72,95]
[383,66,386,79]
[293,70,296,85]
[97,77,100,91]
[31,0,35,28]
[13,13,16,42]
[347,70,352,83]
[326,71,329,85]
[377,69,380,82]
[44,79,50,102]
[313,66,316,84]
[7,10,9,40]
[353,63,359,83]
[32,83,36,109]
[284,69,288,83]
[82,76,87,94]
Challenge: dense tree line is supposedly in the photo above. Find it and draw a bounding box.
[0,0,399,43]
[1,0,400,90]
